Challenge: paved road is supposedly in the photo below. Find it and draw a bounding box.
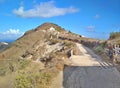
[63,44,120,88]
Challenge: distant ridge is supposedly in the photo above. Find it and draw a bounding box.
[0,42,9,51]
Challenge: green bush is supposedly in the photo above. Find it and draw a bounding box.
[14,71,55,88]
[100,41,107,49]
[95,46,104,53]
[15,72,32,88]
[19,59,30,69]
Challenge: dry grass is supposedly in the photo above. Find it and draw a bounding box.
[0,72,15,88]
[73,45,80,55]
[56,63,64,71]
[0,22,87,88]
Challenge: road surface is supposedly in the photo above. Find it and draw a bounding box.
[63,43,120,88]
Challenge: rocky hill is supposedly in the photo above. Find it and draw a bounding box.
[0,22,86,88]
[0,22,81,60]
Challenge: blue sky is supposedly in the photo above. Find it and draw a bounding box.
[0,0,120,42]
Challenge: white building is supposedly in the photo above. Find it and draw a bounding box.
[49,26,55,31]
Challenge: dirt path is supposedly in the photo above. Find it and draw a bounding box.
[70,43,113,67]
[63,43,120,88]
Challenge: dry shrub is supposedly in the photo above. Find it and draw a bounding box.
[73,45,80,55]
[109,32,120,39]
[56,63,64,71]
[64,40,74,48]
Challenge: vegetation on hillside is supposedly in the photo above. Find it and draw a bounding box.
[109,32,120,39]
[0,22,84,88]
[14,62,57,88]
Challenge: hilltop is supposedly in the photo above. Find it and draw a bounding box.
[0,22,82,60]
[0,22,87,88]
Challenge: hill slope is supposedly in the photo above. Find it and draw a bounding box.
[0,22,83,88]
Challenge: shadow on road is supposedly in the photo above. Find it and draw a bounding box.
[63,65,120,88]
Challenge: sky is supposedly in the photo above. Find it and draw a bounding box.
[0,0,120,42]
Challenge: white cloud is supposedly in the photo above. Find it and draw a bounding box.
[0,29,24,41]
[3,29,21,35]
[84,25,96,29]
[94,14,100,19]
[87,29,95,32]
[13,1,79,18]
[84,25,96,32]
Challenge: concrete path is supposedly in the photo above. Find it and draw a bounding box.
[63,43,120,88]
